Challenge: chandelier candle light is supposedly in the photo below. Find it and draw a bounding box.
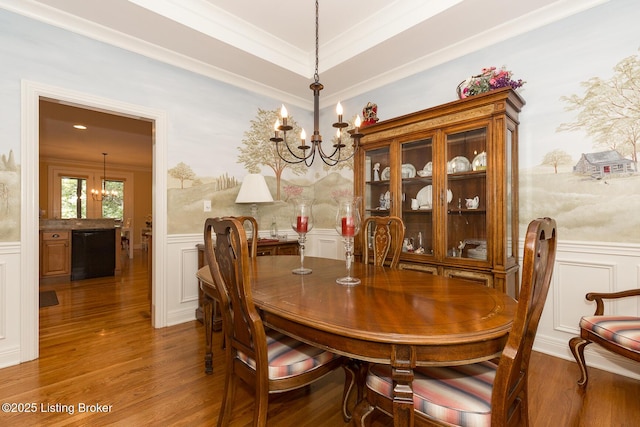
[91,152,118,201]
[270,0,363,167]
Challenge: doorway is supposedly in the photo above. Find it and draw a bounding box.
[22,80,169,362]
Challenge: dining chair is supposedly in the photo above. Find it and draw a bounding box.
[203,217,352,426]
[235,215,258,257]
[568,289,640,387]
[353,217,557,427]
[201,215,257,374]
[361,215,405,269]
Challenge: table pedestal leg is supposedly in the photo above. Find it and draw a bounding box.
[391,345,415,426]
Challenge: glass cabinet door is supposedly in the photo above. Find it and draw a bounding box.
[400,138,434,257]
[444,128,488,261]
[363,146,391,215]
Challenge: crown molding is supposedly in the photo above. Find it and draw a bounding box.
[0,0,610,111]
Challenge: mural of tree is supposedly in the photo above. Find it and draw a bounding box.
[558,51,640,164]
[0,149,17,171]
[169,161,196,189]
[237,108,307,200]
[541,149,573,173]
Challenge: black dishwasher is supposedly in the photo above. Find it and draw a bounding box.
[71,228,116,280]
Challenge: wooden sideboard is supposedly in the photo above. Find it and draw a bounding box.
[195,239,299,325]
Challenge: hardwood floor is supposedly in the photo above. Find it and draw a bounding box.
[0,250,638,426]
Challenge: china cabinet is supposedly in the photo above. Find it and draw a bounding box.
[355,88,524,296]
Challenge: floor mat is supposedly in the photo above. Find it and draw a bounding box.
[39,290,59,308]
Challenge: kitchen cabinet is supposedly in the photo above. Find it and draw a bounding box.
[355,88,524,296]
[40,230,70,279]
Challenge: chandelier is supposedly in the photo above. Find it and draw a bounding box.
[91,152,118,201]
[270,0,363,167]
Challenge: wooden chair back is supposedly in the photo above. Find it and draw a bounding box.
[490,217,557,425]
[235,215,258,257]
[203,217,261,377]
[362,216,405,269]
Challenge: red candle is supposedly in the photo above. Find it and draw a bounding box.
[296,215,308,233]
[341,216,355,237]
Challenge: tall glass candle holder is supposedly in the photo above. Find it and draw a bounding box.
[335,197,361,285]
[291,198,314,275]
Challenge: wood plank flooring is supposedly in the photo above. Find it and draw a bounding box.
[0,250,638,426]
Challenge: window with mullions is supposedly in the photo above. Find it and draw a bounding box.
[102,180,124,219]
[60,177,124,219]
[61,177,87,219]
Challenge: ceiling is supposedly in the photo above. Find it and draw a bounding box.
[6,0,604,169]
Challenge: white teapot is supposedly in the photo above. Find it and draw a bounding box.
[465,196,479,209]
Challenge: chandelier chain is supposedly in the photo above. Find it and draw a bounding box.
[314,0,319,83]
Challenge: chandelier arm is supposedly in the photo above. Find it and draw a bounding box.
[274,134,315,165]
[317,142,357,165]
[304,144,317,167]
[274,140,306,165]
[278,130,314,163]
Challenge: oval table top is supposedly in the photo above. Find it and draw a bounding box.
[198,255,517,365]
[251,256,515,341]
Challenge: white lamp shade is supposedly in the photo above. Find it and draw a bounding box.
[235,174,274,204]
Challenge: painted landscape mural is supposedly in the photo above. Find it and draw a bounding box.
[0,1,638,244]
[0,150,19,241]
[167,108,355,234]
[520,50,640,242]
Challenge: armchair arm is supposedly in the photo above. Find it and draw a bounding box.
[585,289,640,315]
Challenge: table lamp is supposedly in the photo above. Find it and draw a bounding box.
[235,174,274,218]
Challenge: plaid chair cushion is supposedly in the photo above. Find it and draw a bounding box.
[238,330,339,380]
[367,361,498,427]
[580,316,640,352]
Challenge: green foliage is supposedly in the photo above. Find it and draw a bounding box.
[60,177,86,219]
[102,181,124,219]
[60,178,123,219]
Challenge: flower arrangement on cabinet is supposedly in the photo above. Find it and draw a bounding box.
[457,66,525,99]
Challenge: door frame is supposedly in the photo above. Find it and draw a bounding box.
[20,80,168,361]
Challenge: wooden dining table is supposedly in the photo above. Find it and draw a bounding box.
[197,255,518,427]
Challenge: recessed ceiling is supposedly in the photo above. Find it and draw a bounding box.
[7,0,606,168]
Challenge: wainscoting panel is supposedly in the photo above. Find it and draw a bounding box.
[534,240,640,381]
[180,246,199,304]
[0,244,22,369]
[0,261,6,340]
[165,235,201,326]
[553,259,616,334]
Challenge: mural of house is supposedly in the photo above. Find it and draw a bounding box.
[574,150,637,178]
[0,0,639,394]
